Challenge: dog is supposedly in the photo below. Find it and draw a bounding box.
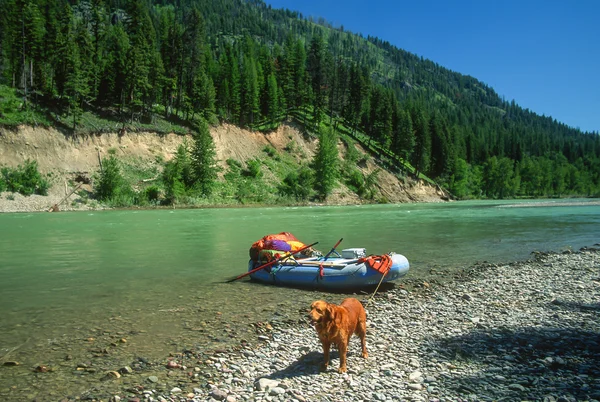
[309,298,368,373]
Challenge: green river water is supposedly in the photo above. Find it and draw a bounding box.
[0,199,599,400]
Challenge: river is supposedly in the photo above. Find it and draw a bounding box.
[0,199,598,399]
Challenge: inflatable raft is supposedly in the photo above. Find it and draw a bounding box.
[247,250,410,290]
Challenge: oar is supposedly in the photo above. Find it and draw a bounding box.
[315,238,343,279]
[226,241,319,283]
[323,238,343,261]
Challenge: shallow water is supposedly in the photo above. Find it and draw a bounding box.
[0,199,598,399]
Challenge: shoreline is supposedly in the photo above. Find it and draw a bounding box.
[2,247,598,401]
[1,189,599,215]
[0,190,435,214]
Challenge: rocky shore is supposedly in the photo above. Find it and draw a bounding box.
[40,246,594,402]
[0,190,97,213]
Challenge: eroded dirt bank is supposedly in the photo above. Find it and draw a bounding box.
[0,124,445,212]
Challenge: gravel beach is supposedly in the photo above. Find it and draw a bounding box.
[0,189,96,213]
[39,246,595,402]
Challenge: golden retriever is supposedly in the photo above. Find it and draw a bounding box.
[309,298,368,373]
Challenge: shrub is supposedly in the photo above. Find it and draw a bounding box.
[224,159,242,183]
[142,185,161,203]
[279,167,313,201]
[284,140,298,153]
[226,158,242,169]
[263,145,280,161]
[162,160,186,204]
[345,168,365,194]
[263,145,277,157]
[0,160,49,196]
[107,191,136,207]
[244,159,263,178]
[363,169,380,199]
[95,155,130,201]
[0,84,21,115]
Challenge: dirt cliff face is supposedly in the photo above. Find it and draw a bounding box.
[0,126,186,173]
[0,124,445,210]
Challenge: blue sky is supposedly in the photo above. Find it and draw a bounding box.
[265,0,600,133]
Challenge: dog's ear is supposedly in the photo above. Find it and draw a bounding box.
[326,304,336,320]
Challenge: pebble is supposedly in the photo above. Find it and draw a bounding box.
[118,366,133,375]
[104,371,121,379]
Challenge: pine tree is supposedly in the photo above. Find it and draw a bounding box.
[192,69,216,120]
[190,119,219,197]
[257,44,274,118]
[368,86,392,147]
[330,58,348,121]
[22,1,45,96]
[175,141,193,189]
[96,155,128,201]
[429,112,452,178]
[346,63,363,132]
[162,155,186,203]
[88,0,106,101]
[215,49,230,118]
[307,34,327,128]
[241,55,259,125]
[181,7,206,118]
[124,0,155,122]
[228,45,241,123]
[74,19,95,104]
[410,105,431,177]
[64,26,85,131]
[0,0,18,86]
[392,107,415,161]
[266,72,279,120]
[101,23,129,109]
[53,6,89,131]
[312,126,339,200]
[280,34,296,110]
[482,156,517,199]
[157,6,183,118]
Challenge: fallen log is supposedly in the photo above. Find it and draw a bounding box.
[48,182,83,212]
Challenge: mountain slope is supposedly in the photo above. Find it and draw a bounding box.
[0,0,598,200]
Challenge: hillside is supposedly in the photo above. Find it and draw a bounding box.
[0,124,445,212]
[0,0,598,200]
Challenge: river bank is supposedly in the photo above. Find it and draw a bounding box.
[2,247,598,401]
[0,125,447,214]
[156,247,600,402]
[0,189,420,214]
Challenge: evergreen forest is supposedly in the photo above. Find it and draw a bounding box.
[1,0,599,201]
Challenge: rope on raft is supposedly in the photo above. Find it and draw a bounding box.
[361,254,393,306]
